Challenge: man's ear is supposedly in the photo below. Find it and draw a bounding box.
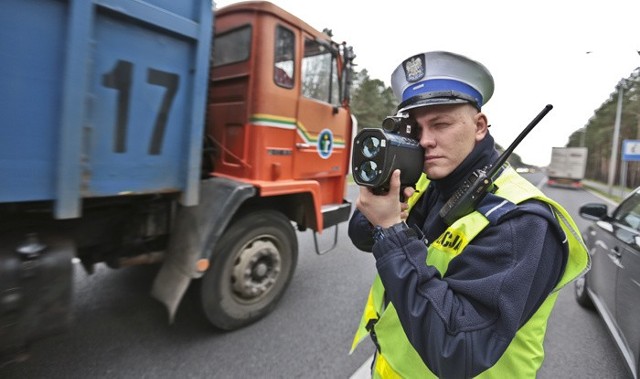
[474,112,489,141]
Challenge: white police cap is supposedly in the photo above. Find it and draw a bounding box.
[390,51,494,113]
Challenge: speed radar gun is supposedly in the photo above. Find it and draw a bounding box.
[351,104,554,224]
[351,114,425,197]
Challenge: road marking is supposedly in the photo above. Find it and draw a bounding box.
[349,355,373,379]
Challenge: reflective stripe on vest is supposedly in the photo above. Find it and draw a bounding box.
[351,166,590,378]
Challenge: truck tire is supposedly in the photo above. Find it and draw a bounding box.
[200,209,298,330]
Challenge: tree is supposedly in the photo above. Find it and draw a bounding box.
[574,67,640,186]
[350,69,397,131]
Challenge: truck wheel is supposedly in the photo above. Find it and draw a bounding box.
[200,210,298,330]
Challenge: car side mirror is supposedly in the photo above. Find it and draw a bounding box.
[579,203,608,221]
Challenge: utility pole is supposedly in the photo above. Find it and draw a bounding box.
[608,82,624,196]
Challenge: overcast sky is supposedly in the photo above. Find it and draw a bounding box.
[214,0,640,166]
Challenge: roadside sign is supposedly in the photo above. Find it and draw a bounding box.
[622,140,640,161]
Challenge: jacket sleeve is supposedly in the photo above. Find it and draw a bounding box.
[348,209,375,252]
[372,203,566,379]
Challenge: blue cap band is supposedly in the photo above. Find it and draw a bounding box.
[401,78,484,108]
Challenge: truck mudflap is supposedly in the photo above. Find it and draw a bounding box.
[0,232,74,364]
[313,200,352,255]
[151,177,255,322]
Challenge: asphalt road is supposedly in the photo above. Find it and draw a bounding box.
[0,173,632,378]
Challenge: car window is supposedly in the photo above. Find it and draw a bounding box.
[613,192,640,231]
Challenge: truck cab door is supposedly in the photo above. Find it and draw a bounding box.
[293,36,350,188]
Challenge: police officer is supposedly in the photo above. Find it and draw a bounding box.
[348,51,590,378]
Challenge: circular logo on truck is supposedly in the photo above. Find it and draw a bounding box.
[317,129,334,159]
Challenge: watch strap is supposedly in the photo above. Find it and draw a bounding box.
[373,222,424,243]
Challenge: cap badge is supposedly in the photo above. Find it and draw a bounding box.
[403,55,425,83]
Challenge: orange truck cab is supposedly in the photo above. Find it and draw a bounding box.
[208,1,354,236]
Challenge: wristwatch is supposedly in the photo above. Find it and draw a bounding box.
[372,222,423,243]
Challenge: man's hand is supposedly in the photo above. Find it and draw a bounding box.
[356,170,414,228]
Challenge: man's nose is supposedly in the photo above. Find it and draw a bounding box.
[419,129,435,148]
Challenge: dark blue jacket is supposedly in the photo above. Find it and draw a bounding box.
[348,133,568,378]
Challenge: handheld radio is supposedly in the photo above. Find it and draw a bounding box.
[439,104,554,225]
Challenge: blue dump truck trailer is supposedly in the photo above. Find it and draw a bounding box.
[0,0,356,364]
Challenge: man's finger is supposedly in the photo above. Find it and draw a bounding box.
[404,186,415,200]
[389,169,401,196]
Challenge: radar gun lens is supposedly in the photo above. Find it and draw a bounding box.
[362,136,381,158]
[359,161,379,183]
